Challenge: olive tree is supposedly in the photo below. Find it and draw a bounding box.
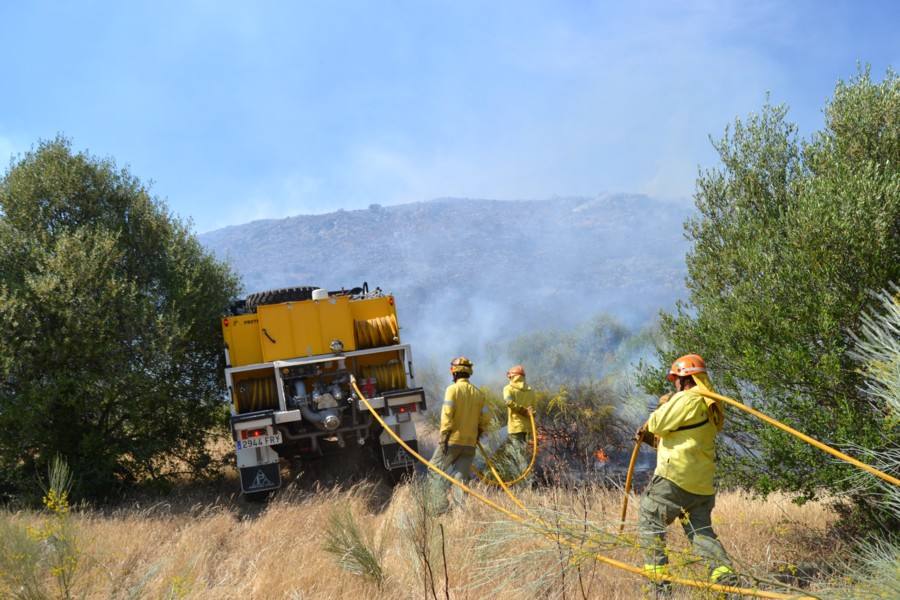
[0,138,240,498]
[643,69,899,532]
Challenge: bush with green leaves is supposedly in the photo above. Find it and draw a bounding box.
[642,68,899,532]
[0,138,239,499]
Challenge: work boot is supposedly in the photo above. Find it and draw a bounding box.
[710,565,740,600]
[643,563,672,600]
[642,564,672,599]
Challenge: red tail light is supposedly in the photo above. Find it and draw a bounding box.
[240,428,267,440]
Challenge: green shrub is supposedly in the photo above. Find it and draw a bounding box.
[0,138,239,498]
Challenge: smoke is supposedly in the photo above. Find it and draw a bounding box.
[201,194,690,385]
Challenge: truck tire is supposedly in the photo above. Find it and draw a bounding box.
[244,286,319,308]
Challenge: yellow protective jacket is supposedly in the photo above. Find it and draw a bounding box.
[441,378,492,448]
[503,375,535,435]
[647,388,719,496]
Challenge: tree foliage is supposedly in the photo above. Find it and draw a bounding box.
[643,69,899,530]
[0,138,240,498]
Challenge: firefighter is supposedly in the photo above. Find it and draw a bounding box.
[428,356,491,514]
[636,353,737,597]
[494,364,536,471]
[504,365,536,443]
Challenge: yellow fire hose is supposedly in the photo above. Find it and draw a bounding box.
[618,434,643,534]
[350,376,809,600]
[472,410,539,486]
[694,389,900,487]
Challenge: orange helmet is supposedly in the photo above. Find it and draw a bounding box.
[450,356,474,376]
[666,354,706,382]
[507,365,526,378]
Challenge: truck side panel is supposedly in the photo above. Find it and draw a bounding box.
[222,314,263,367]
[318,296,357,352]
[258,303,297,362]
[287,301,324,357]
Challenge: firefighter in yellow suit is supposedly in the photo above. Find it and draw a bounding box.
[491,365,536,473]
[503,365,536,444]
[637,354,737,597]
[428,356,492,514]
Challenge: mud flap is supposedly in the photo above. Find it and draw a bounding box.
[382,440,418,470]
[240,463,281,493]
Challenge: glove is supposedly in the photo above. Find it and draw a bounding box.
[657,393,673,406]
[635,425,658,448]
[440,432,450,454]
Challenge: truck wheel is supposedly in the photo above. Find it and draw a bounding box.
[245,286,319,308]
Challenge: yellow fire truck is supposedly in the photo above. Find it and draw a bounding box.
[221,284,424,496]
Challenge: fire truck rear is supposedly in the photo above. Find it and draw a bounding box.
[221,285,424,496]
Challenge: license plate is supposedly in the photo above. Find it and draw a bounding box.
[236,432,283,451]
[382,441,417,469]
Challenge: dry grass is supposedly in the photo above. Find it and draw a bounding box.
[0,477,839,600]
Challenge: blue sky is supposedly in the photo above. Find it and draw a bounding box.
[1,1,897,232]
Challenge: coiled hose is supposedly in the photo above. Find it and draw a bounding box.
[235,376,278,413]
[360,361,407,391]
[355,315,399,348]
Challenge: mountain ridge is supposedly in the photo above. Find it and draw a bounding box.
[199,194,691,360]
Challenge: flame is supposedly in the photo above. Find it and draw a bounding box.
[594,448,609,463]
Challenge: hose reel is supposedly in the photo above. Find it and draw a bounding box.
[354,314,399,348]
[235,376,278,413]
[360,361,407,392]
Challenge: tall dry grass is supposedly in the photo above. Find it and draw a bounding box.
[0,477,838,599]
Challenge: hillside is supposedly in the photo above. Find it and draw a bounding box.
[200,195,690,360]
